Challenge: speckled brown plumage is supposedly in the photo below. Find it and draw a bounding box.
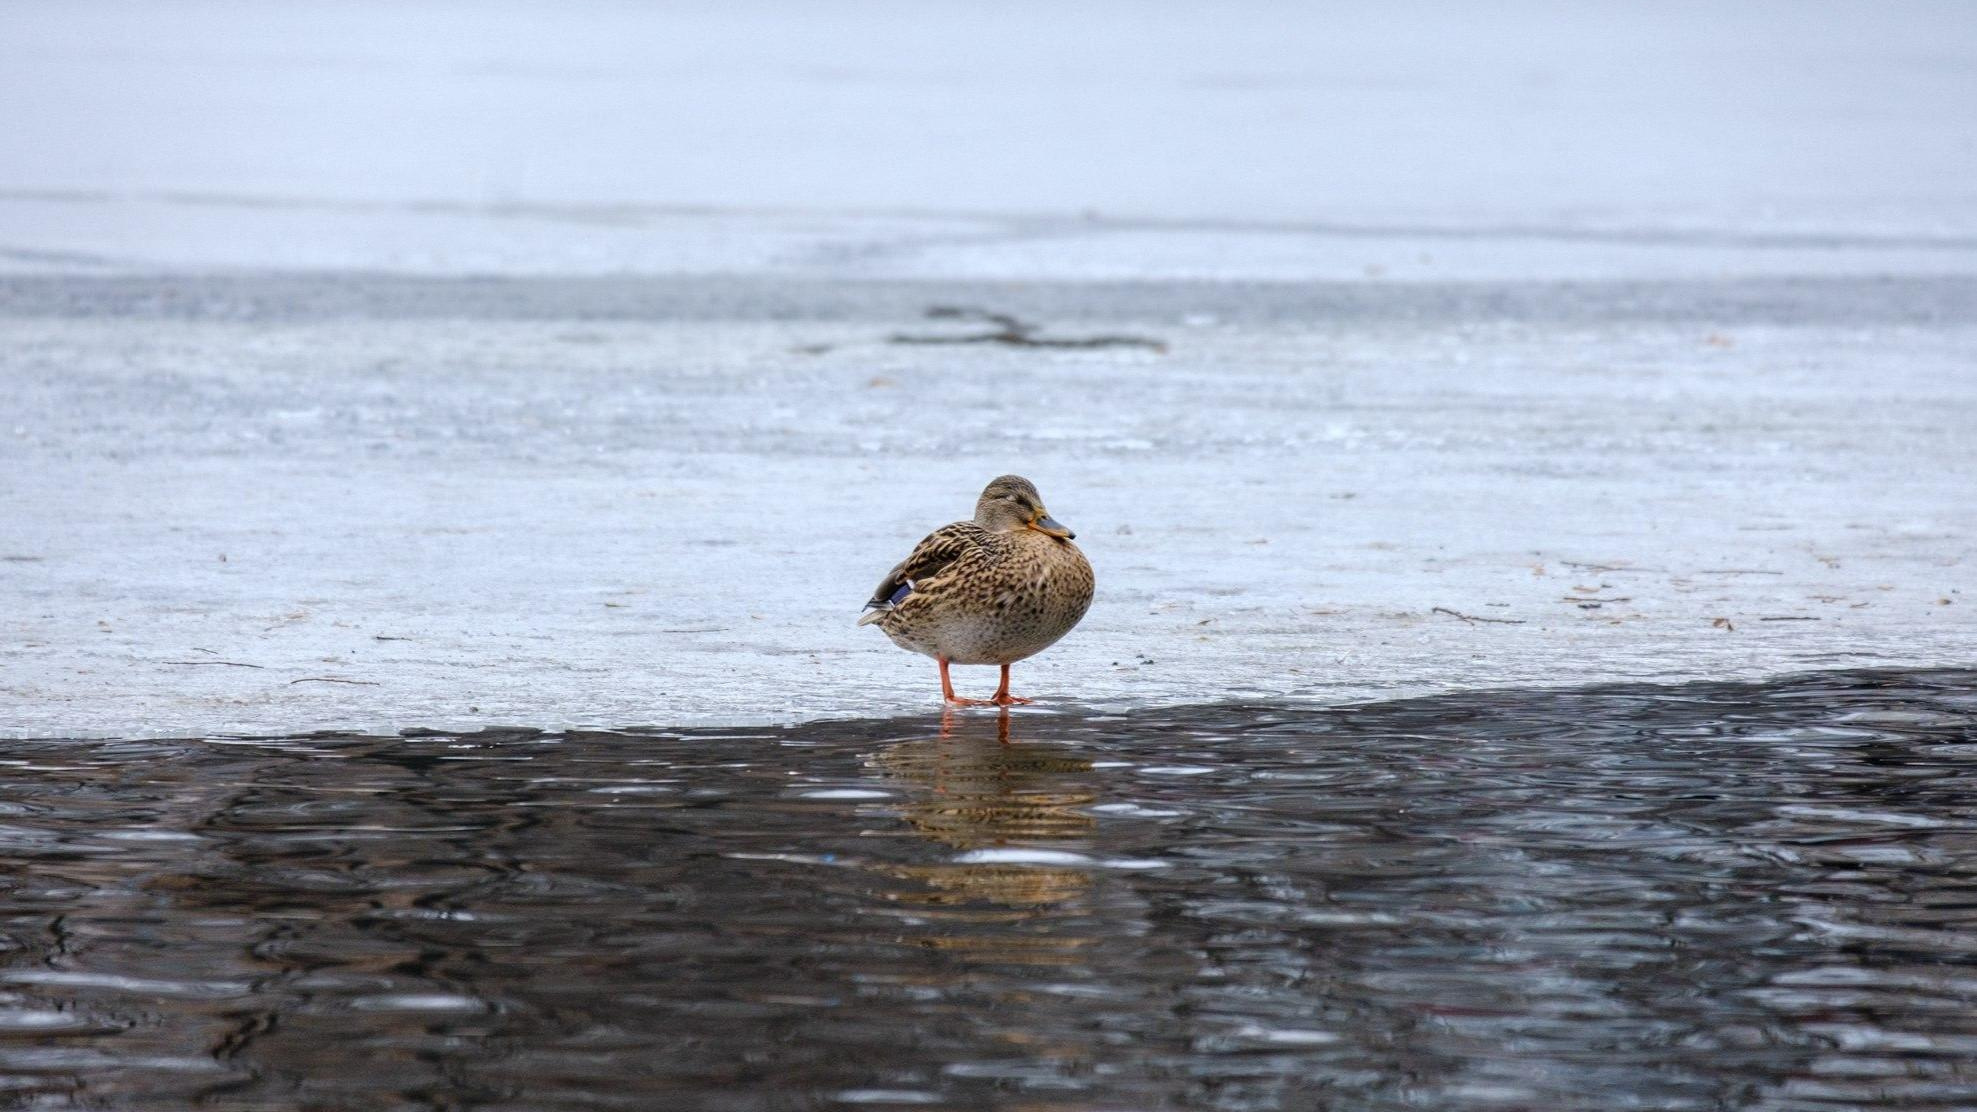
[859,476,1094,705]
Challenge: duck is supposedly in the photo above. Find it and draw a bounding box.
[858,475,1094,706]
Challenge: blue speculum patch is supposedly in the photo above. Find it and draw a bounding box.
[887,581,913,606]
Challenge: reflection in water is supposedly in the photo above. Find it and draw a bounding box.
[0,669,1974,1109]
[871,709,1096,909]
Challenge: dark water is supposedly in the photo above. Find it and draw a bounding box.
[4,670,1976,1111]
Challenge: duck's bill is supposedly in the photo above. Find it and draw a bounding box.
[1030,512,1075,540]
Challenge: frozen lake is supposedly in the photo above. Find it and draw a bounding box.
[2,267,1974,736]
[3,6,1977,1109]
[6,0,1977,234]
[3,0,1974,733]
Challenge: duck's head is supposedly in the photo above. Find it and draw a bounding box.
[974,474,1075,539]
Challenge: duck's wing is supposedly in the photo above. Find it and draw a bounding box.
[857,521,992,625]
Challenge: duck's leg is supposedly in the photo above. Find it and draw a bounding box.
[939,658,992,707]
[990,663,1033,706]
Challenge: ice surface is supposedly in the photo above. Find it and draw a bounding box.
[4,0,1976,232]
[1,2,1972,736]
[4,281,1970,736]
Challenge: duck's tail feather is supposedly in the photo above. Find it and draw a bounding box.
[855,579,913,626]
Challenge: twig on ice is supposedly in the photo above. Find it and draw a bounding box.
[1431,607,1525,625]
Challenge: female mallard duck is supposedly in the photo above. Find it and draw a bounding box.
[859,475,1094,706]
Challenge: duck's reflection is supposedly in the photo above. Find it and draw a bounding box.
[869,708,1098,913]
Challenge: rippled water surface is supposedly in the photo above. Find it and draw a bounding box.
[5,669,1976,1110]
